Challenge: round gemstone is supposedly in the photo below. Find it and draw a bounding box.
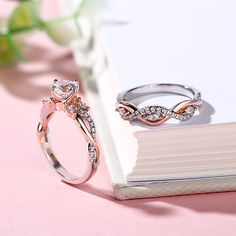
[118,107,126,115]
[185,106,195,115]
[150,107,156,113]
[53,80,78,98]
[146,113,160,121]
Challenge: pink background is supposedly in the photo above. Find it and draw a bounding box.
[1,2,236,236]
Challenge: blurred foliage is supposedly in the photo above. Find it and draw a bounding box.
[0,0,97,66]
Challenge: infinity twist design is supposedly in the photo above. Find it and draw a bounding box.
[116,99,202,126]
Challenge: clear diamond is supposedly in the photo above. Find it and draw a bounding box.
[67,105,76,113]
[91,127,96,133]
[53,80,78,98]
[117,107,132,120]
[145,107,150,113]
[175,114,181,120]
[186,106,195,115]
[139,108,146,115]
[166,110,172,116]
[134,110,139,118]
[88,144,97,164]
[171,113,177,118]
[150,107,156,113]
[146,113,160,121]
[80,101,89,111]
[162,108,168,114]
[179,115,187,121]
[161,109,167,116]
[118,108,126,115]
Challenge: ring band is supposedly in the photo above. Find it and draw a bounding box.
[37,79,100,184]
[116,83,202,126]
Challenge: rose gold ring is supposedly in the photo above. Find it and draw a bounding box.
[116,83,202,126]
[37,79,100,185]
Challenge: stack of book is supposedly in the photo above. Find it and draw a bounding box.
[68,0,236,199]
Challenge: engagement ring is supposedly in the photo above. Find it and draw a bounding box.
[37,79,100,184]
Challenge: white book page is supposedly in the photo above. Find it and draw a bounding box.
[100,0,236,131]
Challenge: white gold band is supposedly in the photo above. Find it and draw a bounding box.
[116,83,202,126]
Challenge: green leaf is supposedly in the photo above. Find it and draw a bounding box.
[8,1,41,33]
[0,34,23,66]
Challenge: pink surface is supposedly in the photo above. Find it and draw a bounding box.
[1,3,236,236]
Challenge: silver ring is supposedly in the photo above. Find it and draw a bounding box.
[116,83,202,126]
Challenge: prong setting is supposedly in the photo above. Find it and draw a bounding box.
[51,79,79,101]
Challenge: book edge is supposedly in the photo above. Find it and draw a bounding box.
[114,175,236,200]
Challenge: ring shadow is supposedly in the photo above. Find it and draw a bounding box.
[68,183,176,216]
[71,183,236,216]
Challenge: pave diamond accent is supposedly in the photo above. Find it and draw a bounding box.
[141,106,162,121]
[67,100,88,114]
[117,107,133,120]
[66,98,96,139]
[88,144,97,165]
[67,98,98,164]
[79,110,96,139]
[185,106,195,115]
[146,113,160,121]
[53,80,78,99]
[117,104,197,123]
